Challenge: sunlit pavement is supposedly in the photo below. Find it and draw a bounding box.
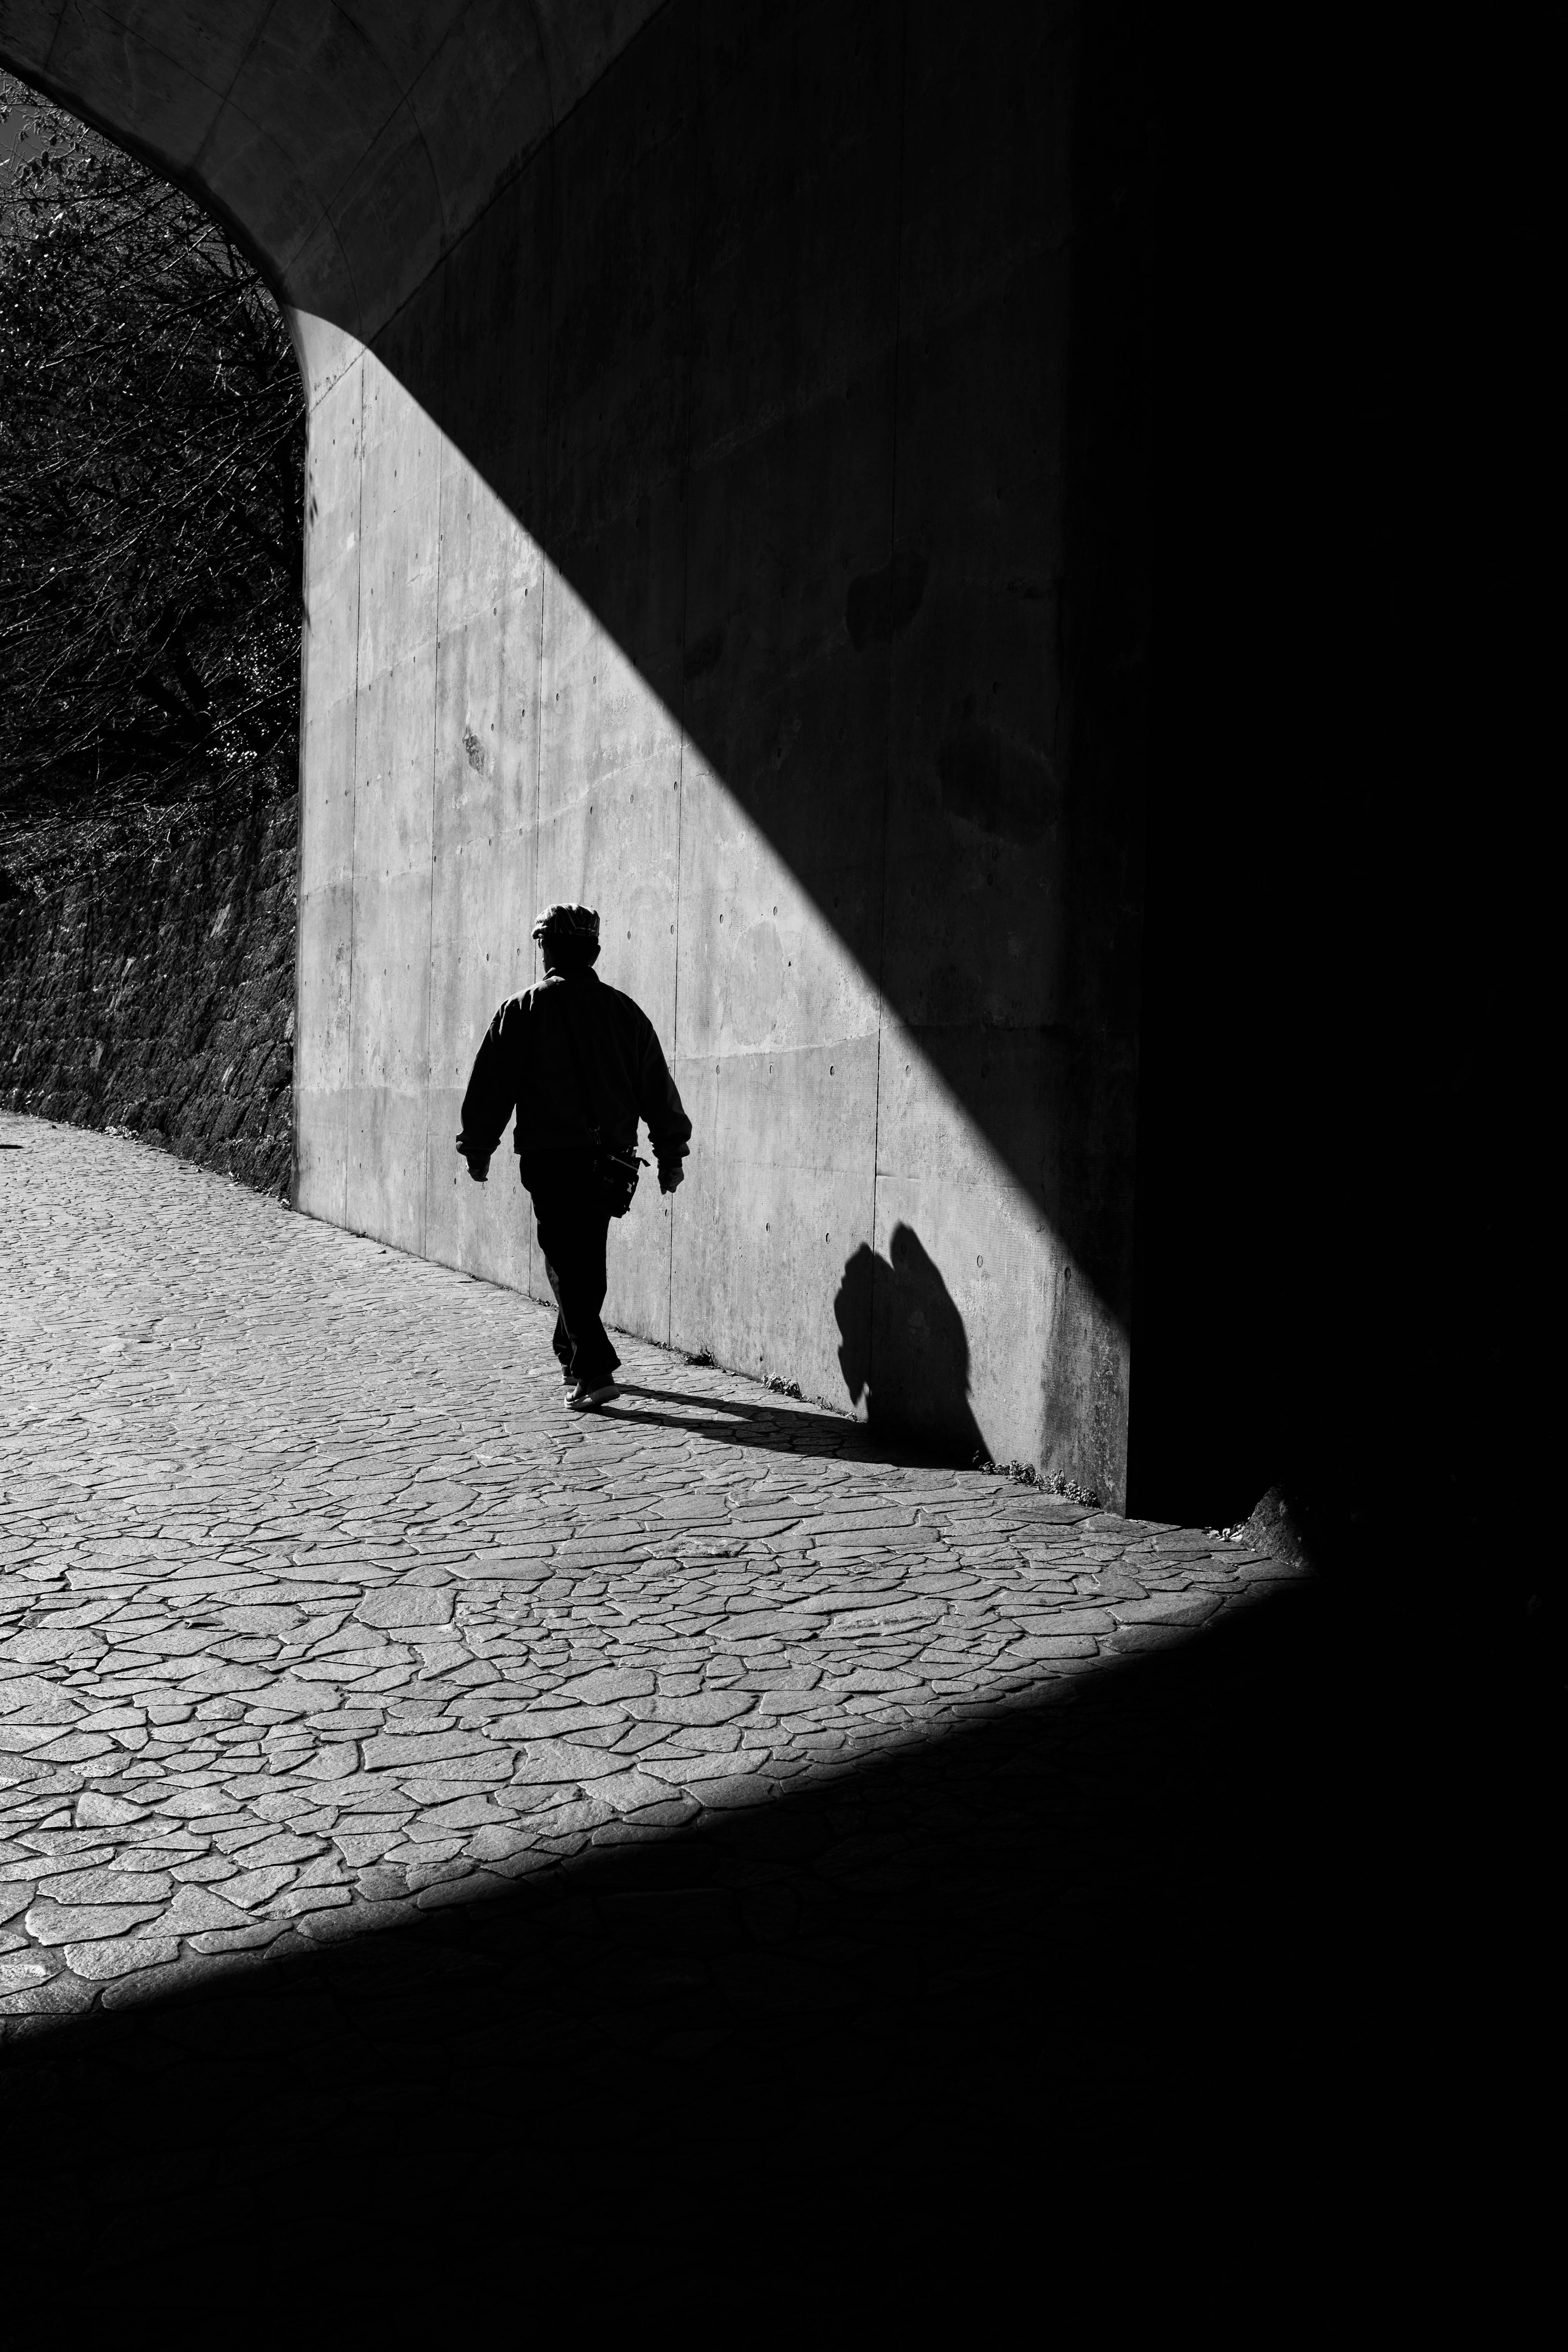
[0,1110,1303,2026]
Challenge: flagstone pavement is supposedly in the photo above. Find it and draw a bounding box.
[0,1110,1303,2034]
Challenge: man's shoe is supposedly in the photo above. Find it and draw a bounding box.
[567,1380,617,1410]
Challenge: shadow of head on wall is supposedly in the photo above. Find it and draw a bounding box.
[835,1223,989,1466]
[349,7,1143,1484]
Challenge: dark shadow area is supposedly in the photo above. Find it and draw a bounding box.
[328,0,1535,1601]
[613,1381,811,1418]
[835,1225,989,1463]
[371,0,1148,1490]
[596,1377,980,1474]
[0,0,1537,1615]
[599,1383,856,1457]
[4,1562,1550,2297]
[1126,6,1537,1599]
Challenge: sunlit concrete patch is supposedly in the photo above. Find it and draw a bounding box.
[7,0,1148,1531]
[0,1114,1303,2030]
[292,323,1129,1490]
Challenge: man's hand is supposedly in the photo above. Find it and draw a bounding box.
[658,1160,685,1196]
[455,1133,490,1185]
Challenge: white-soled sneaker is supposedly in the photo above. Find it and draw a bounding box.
[566,1380,618,1410]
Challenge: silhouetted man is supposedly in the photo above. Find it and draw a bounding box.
[456,904,691,1410]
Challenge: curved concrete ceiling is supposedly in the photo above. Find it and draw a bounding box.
[0,0,665,340]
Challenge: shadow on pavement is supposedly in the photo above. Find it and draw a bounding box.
[0,1563,1545,2299]
[599,1382,975,1471]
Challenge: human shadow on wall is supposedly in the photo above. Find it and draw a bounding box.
[352,0,1149,1493]
[332,0,1413,1534]
[834,1224,989,1466]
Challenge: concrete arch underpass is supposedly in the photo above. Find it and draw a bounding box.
[3,1,1148,1503]
[2,13,1544,2287]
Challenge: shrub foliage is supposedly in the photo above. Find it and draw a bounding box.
[0,78,305,819]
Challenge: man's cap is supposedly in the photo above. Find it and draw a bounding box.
[531,903,600,944]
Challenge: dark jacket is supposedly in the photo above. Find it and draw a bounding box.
[457,970,692,1173]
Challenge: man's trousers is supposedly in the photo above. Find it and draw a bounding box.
[522,1153,620,1388]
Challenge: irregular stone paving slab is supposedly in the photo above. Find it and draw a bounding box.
[0,1113,1303,2029]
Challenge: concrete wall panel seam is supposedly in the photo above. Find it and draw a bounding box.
[345,354,365,1232]
[666,92,700,1359]
[419,377,445,1264]
[865,0,913,1436]
[9,0,1148,1497]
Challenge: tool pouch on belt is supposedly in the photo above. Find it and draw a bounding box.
[558,993,646,1218]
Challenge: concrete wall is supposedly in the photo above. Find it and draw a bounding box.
[4,1,1149,1502]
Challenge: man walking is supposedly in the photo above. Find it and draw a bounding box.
[456,904,691,1410]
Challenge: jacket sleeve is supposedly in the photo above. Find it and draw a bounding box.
[634,1013,693,1165]
[457,998,526,1161]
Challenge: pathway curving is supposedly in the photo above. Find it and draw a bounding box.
[0,1112,1301,2029]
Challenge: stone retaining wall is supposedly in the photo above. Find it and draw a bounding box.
[0,771,296,1197]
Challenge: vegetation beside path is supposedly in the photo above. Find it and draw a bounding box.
[0,73,302,1192]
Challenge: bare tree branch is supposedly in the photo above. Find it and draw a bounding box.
[0,75,305,816]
